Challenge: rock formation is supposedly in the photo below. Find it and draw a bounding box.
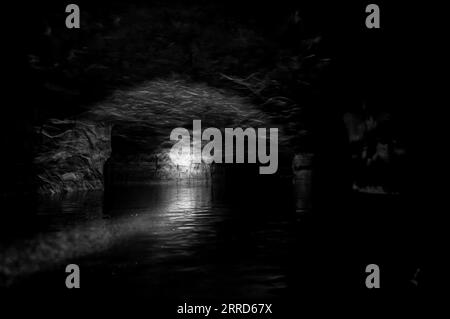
[34,78,275,193]
[34,119,111,194]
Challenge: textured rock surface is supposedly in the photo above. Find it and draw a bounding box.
[34,119,111,194]
[90,78,277,185]
[105,154,215,186]
[343,111,407,193]
[292,153,314,211]
[34,78,282,193]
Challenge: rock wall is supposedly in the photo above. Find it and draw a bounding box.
[105,153,215,186]
[34,119,111,194]
[342,111,407,194]
[292,153,314,212]
[33,78,294,193]
[93,78,273,187]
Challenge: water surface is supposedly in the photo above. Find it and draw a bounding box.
[1,182,308,300]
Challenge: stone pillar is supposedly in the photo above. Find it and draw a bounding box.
[292,153,314,212]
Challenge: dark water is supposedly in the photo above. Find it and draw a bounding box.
[1,177,425,312]
[1,181,312,301]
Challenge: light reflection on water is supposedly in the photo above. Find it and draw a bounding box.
[1,183,308,299]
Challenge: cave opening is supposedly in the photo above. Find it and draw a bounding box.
[103,121,292,202]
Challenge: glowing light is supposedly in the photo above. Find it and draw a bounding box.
[169,150,194,167]
[168,139,211,167]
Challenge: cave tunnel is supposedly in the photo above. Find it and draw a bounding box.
[102,115,305,216]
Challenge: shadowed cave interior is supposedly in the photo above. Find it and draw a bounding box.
[0,0,428,307]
